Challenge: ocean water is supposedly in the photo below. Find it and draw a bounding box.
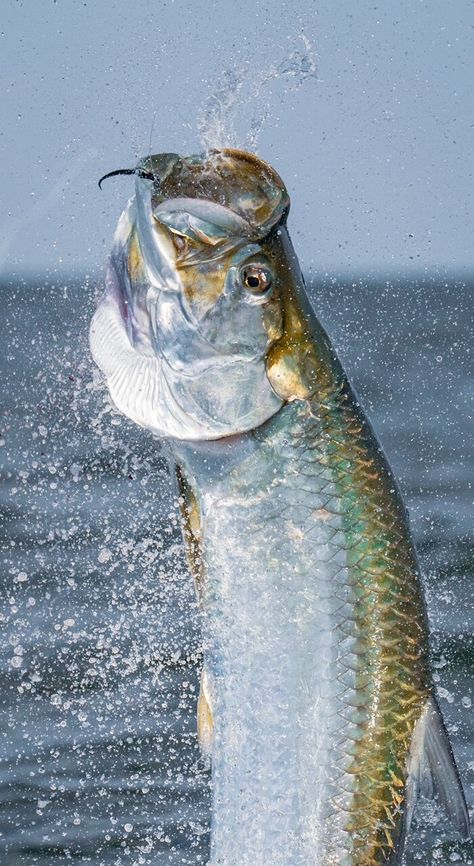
[0,274,472,865]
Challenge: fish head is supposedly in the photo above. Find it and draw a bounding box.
[90,148,329,441]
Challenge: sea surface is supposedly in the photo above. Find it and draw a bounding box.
[0,273,472,865]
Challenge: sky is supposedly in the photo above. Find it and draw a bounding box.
[1,0,473,277]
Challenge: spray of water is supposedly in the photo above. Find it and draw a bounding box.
[197,34,317,153]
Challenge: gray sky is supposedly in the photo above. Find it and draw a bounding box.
[2,0,473,276]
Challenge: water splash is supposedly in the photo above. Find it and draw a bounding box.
[197,34,317,153]
[197,69,244,152]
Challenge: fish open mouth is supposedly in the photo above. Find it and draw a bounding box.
[140,147,290,236]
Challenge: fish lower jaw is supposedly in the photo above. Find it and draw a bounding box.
[90,295,284,440]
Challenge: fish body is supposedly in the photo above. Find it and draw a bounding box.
[90,149,469,865]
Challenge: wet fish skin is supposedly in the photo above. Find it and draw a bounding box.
[173,362,427,866]
[90,148,470,866]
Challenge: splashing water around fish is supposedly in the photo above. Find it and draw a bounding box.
[90,147,469,866]
[197,34,317,152]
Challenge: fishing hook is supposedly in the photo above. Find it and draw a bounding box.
[98,168,157,190]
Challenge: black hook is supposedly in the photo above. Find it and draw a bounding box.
[98,168,156,190]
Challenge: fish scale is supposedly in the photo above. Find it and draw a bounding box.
[172,393,430,866]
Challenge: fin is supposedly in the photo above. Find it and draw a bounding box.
[175,465,205,602]
[405,695,470,838]
[197,668,214,760]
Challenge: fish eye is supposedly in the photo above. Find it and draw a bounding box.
[240,265,272,294]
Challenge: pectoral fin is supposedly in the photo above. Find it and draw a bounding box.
[197,668,214,760]
[175,465,205,601]
[405,696,470,838]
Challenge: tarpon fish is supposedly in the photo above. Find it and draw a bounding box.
[90,149,469,865]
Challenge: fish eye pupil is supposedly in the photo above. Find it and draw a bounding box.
[247,275,260,289]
